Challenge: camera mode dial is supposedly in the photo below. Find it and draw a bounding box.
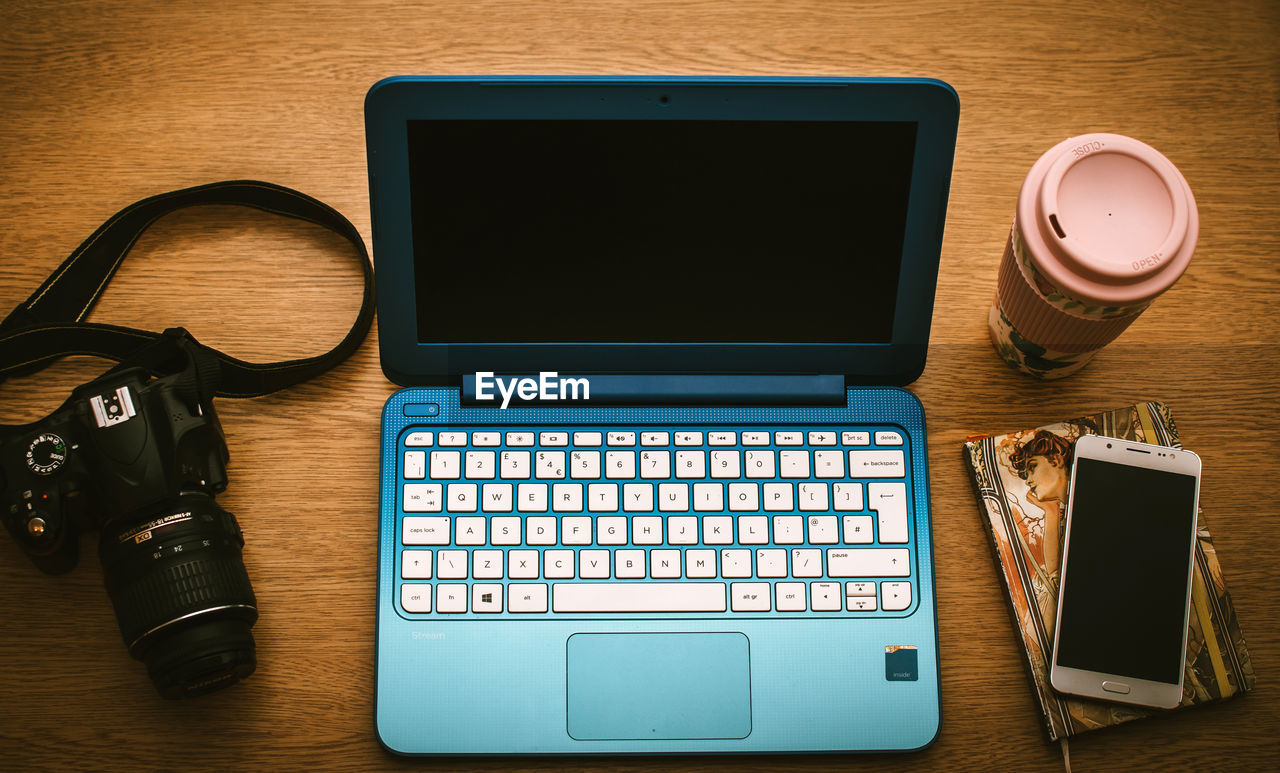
[26,433,68,475]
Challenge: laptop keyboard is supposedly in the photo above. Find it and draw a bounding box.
[395,426,915,617]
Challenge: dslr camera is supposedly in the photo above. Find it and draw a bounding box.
[0,347,257,698]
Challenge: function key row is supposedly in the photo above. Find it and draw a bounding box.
[405,429,904,448]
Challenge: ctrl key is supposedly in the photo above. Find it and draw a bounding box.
[401,584,432,613]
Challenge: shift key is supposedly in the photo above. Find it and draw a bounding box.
[827,548,910,577]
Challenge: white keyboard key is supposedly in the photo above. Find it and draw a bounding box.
[632,516,663,545]
[651,549,682,578]
[811,581,842,611]
[545,549,575,578]
[775,431,803,446]
[875,431,904,446]
[430,450,460,479]
[731,582,772,612]
[658,482,688,511]
[605,451,636,479]
[553,583,726,613]
[709,450,740,478]
[807,515,839,544]
[573,431,603,446]
[675,450,706,478]
[438,432,467,447]
[505,431,534,446]
[779,450,810,478]
[517,483,548,512]
[693,482,724,511]
[535,450,566,479]
[762,482,791,511]
[491,516,521,545]
[737,516,768,545]
[776,582,807,611]
[624,483,655,514]
[616,549,646,578]
[562,516,592,545]
[405,431,434,447]
[847,581,876,596]
[540,431,568,446]
[842,431,871,446]
[847,595,877,612]
[402,516,450,545]
[772,515,804,544]
[808,431,837,445]
[527,516,557,545]
[607,431,636,446]
[500,450,531,479]
[437,584,467,612]
[792,548,823,577]
[832,482,864,511]
[401,550,432,579]
[742,431,770,446]
[708,431,737,446]
[869,482,910,544]
[570,450,600,479]
[447,483,478,512]
[756,548,787,578]
[401,584,431,613]
[798,482,829,512]
[744,450,775,478]
[586,483,618,511]
[813,450,845,478]
[472,549,503,578]
[721,549,752,577]
[436,550,467,579]
[404,451,426,480]
[403,483,442,513]
[640,450,671,478]
[508,583,548,613]
[552,483,583,512]
[482,483,513,512]
[843,515,875,544]
[509,549,539,579]
[826,548,911,577]
[640,431,669,446]
[686,549,716,577]
[473,431,500,447]
[675,431,703,446]
[579,549,611,578]
[881,581,913,611]
[848,450,906,478]
[703,516,733,544]
[729,482,759,511]
[472,584,503,612]
[597,516,627,545]
[455,515,486,545]
[668,516,698,544]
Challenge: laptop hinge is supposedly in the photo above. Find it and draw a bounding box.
[461,373,845,407]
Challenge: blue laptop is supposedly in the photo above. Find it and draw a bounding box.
[365,75,958,755]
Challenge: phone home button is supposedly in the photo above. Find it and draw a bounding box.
[1101,680,1132,695]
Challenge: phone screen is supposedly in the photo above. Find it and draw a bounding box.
[1055,457,1198,685]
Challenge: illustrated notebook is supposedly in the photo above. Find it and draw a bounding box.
[365,75,960,755]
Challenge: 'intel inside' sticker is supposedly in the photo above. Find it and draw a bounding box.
[885,645,918,681]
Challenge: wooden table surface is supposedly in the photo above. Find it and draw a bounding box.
[1,1,1277,770]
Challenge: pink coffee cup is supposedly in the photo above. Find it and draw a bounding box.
[989,133,1198,378]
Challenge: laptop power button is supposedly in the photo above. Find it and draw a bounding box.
[403,403,440,417]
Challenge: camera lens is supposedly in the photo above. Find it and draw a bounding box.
[98,494,257,698]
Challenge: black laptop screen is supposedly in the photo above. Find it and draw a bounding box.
[406,119,917,344]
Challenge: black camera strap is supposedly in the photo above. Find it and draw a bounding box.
[0,180,374,402]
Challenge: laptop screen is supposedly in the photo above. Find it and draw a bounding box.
[406,119,917,344]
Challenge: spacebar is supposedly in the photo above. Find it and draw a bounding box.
[552,583,727,612]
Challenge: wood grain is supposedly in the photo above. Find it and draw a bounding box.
[1,1,1277,770]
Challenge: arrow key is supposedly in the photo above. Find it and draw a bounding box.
[881,581,912,612]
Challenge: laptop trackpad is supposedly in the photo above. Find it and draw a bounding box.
[566,632,751,740]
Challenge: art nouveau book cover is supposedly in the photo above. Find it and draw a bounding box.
[964,402,1255,740]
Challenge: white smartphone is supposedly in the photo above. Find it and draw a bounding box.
[1049,434,1201,709]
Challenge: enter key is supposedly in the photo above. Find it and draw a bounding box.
[868,482,909,544]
